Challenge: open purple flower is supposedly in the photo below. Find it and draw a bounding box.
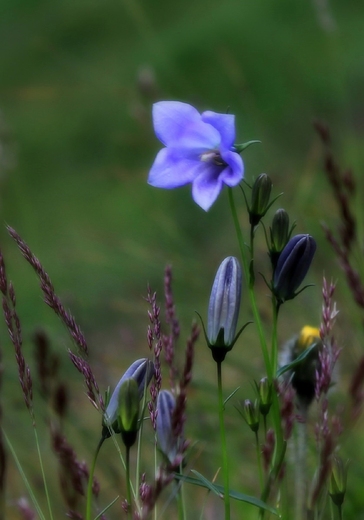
[148,101,244,211]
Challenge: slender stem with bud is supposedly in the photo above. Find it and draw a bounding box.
[217,361,230,520]
[228,188,271,379]
[126,445,132,520]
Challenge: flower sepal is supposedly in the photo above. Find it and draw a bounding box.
[234,140,261,154]
[198,314,251,363]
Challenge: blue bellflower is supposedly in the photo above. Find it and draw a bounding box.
[148,101,244,211]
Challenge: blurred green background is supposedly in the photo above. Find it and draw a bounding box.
[1,0,364,518]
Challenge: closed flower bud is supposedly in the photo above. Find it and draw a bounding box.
[103,358,154,437]
[273,234,316,303]
[269,209,291,269]
[280,326,322,408]
[242,399,260,433]
[258,377,273,416]
[329,456,348,507]
[118,378,140,447]
[207,257,242,361]
[156,390,179,464]
[250,173,273,226]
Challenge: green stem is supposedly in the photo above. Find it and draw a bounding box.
[176,474,186,520]
[250,224,256,288]
[228,188,271,380]
[86,437,104,520]
[255,431,263,492]
[125,445,132,520]
[338,504,343,520]
[217,361,230,520]
[270,299,280,377]
[228,187,286,511]
[33,426,54,520]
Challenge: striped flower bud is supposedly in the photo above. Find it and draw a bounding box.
[273,234,316,303]
[207,257,242,361]
[156,390,179,464]
[103,358,154,437]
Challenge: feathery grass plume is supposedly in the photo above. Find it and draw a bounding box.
[52,382,69,421]
[309,279,342,510]
[7,226,89,355]
[7,227,103,411]
[137,467,175,520]
[315,122,364,307]
[51,426,99,514]
[163,265,180,390]
[33,329,60,398]
[0,248,34,420]
[68,351,104,412]
[146,285,163,430]
[171,321,198,448]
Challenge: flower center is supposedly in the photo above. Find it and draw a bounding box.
[200,150,226,167]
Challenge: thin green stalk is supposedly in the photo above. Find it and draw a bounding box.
[3,429,46,520]
[254,431,263,492]
[176,475,186,520]
[86,437,104,520]
[270,299,280,378]
[228,188,271,379]
[217,361,230,520]
[33,426,54,520]
[125,446,132,520]
[337,504,343,520]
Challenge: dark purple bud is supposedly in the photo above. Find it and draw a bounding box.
[156,390,178,464]
[273,234,316,302]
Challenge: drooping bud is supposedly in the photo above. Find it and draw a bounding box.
[257,377,273,417]
[207,257,242,362]
[329,456,348,508]
[249,174,273,226]
[118,378,140,448]
[273,234,316,303]
[156,390,179,464]
[241,399,260,433]
[269,209,291,270]
[103,358,154,437]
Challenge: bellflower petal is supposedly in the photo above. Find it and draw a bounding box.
[201,111,236,149]
[148,149,202,188]
[148,101,244,211]
[219,150,244,186]
[192,168,224,211]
